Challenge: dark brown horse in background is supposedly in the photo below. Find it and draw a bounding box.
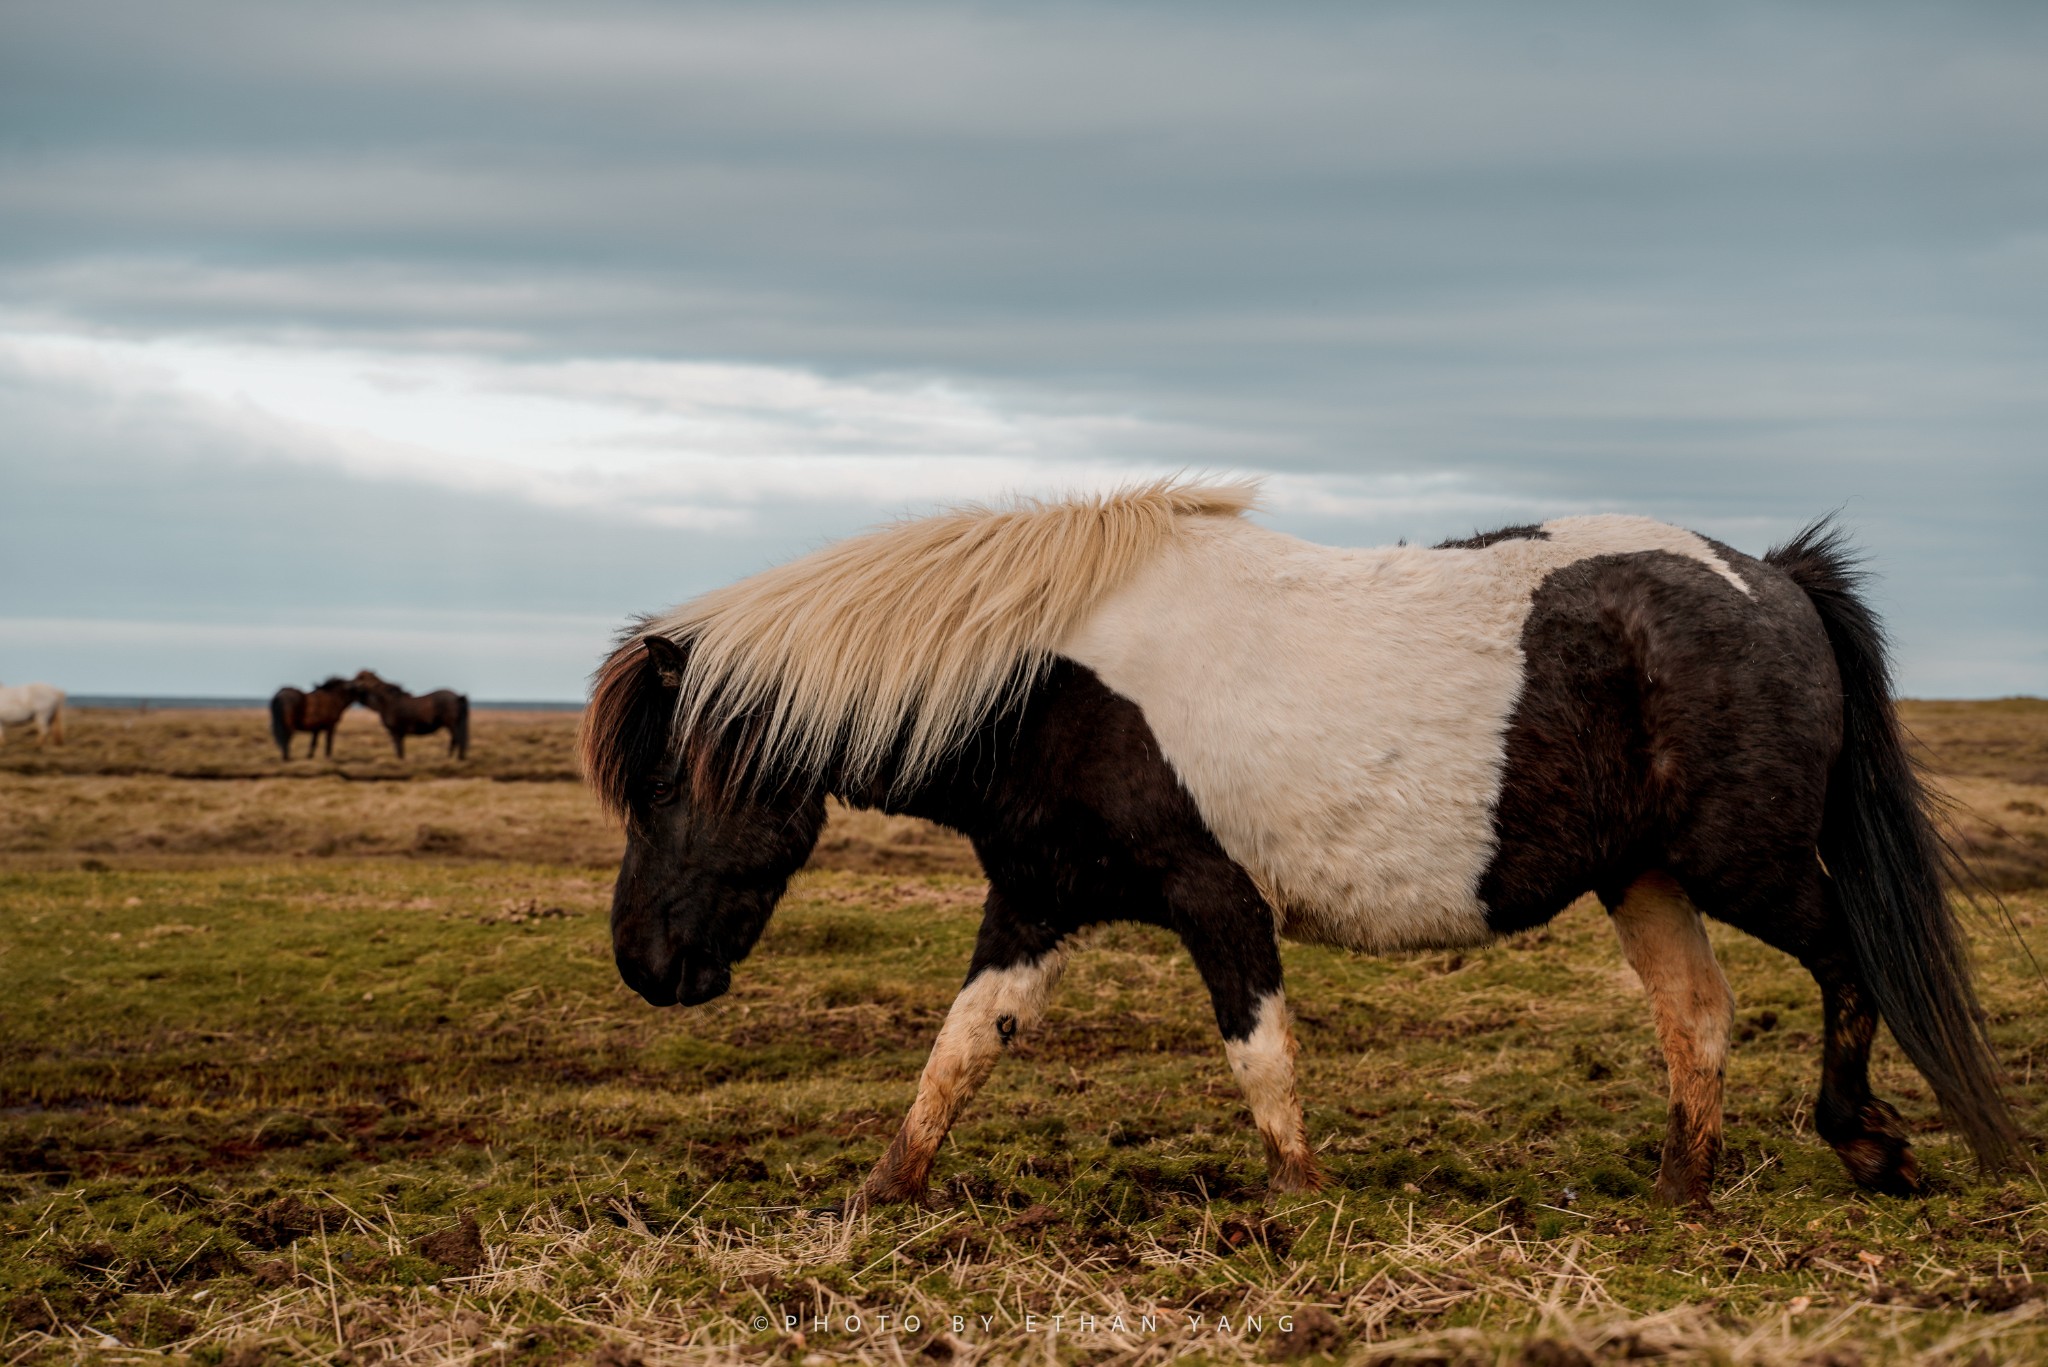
[269,677,357,760]
[352,671,469,759]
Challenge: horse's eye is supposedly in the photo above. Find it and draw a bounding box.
[647,778,678,807]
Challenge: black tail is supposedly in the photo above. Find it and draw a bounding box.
[269,692,293,762]
[1769,520,2020,1170]
[452,695,470,759]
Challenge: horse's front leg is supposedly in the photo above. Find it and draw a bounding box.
[859,895,1068,1205]
[1171,870,1322,1194]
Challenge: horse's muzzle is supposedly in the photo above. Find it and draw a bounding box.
[616,949,731,1008]
[677,959,732,1007]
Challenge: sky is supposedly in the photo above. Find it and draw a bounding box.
[1,2,2043,700]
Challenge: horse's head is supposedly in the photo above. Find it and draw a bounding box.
[586,635,826,1007]
[349,670,393,700]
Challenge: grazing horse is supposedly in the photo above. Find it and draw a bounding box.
[582,482,2016,1209]
[269,677,357,760]
[352,671,469,759]
[0,682,66,746]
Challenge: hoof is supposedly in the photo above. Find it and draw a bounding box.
[1267,1153,1326,1195]
[1651,1172,1714,1210]
[1837,1134,1923,1196]
[1831,1101,1924,1196]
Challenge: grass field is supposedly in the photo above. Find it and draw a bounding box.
[3,702,2048,1365]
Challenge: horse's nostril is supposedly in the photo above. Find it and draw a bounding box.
[614,950,681,1008]
[678,959,732,1007]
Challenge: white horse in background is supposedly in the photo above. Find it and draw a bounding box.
[0,682,66,746]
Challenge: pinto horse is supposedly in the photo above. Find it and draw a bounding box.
[269,677,356,760]
[0,681,66,746]
[352,671,469,759]
[582,482,2017,1208]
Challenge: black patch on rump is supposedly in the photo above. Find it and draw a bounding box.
[1475,546,1839,933]
[1476,533,2019,1175]
[1435,524,1550,550]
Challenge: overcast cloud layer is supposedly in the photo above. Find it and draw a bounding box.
[2,1,2043,699]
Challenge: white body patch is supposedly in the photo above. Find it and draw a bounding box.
[1060,515,1751,952]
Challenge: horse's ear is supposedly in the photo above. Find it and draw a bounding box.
[642,635,687,690]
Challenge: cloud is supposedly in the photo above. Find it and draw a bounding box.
[0,320,1216,527]
[0,1,2041,696]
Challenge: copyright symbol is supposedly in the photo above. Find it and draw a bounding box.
[751,1315,769,1332]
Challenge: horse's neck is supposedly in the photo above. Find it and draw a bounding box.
[826,758,976,832]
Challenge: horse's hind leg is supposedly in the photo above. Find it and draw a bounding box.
[859,895,1068,1205]
[1806,953,1921,1194]
[1739,879,1921,1194]
[1610,872,1736,1206]
[1685,860,1923,1195]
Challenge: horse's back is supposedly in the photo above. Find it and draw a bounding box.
[0,682,65,723]
[1059,516,1829,952]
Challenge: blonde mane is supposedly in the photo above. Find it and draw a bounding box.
[583,479,1257,809]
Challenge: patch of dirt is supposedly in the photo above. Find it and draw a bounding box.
[1217,1214,1295,1257]
[474,897,579,925]
[111,1299,198,1347]
[1002,1203,1059,1237]
[416,1211,486,1275]
[1268,1304,1345,1359]
[234,1195,320,1250]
